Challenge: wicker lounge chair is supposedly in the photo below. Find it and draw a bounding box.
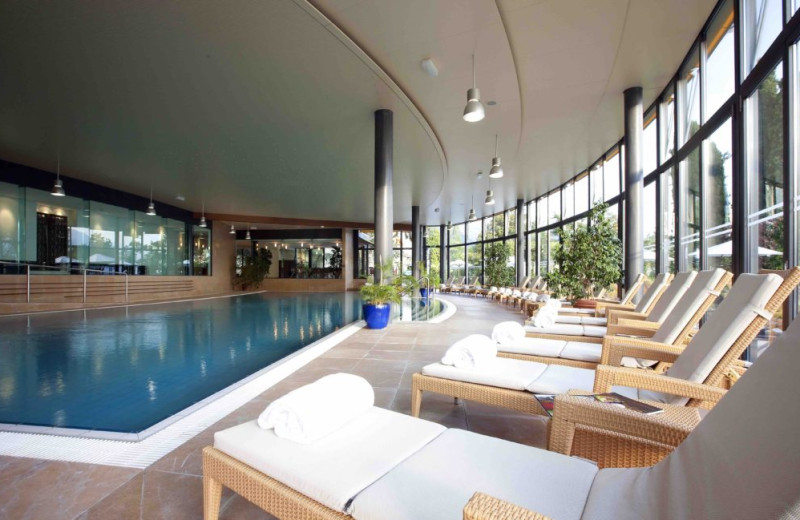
[438,275,454,293]
[525,269,728,345]
[203,315,800,520]
[411,270,796,425]
[441,276,464,293]
[555,273,670,324]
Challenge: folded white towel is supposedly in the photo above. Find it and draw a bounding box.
[490,286,498,292]
[491,321,526,346]
[536,294,550,302]
[441,334,497,369]
[257,373,374,444]
[531,305,557,328]
[512,290,522,297]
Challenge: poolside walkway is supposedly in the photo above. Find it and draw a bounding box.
[0,294,545,520]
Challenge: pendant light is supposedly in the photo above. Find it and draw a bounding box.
[146,186,157,216]
[245,227,251,240]
[484,177,495,206]
[462,54,485,123]
[489,134,503,179]
[468,177,477,221]
[198,201,207,228]
[229,224,236,235]
[446,220,452,232]
[51,155,65,197]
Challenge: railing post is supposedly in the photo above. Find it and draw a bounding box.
[125,275,129,303]
[26,265,30,303]
[83,268,87,303]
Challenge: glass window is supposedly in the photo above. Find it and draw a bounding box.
[746,62,785,271]
[562,182,574,219]
[574,172,589,215]
[643,181,657,279]
[467,243,482,283]
[549,229,561,272]
[603,150,621,199]
[466,219,482,243]
[527,201,536,231]
[590,161,604,204]
[742,0,784,74]
[547,190,561,224]
[679,45,701,145]
[0,182,22,263]
[643,110,658,174]
[449,223,464,245]
[662,169,677,273]
[449,245,465,280]
[527,234,536,276]
[538,231,549,274]
[661,86,676,162]
[794,40,800,316]
[705,0,735,119]
[704,119,734,271]
[166,219,188,275]
[483,216,494,240]
[425,227,441,276]
[537,197,548,227]
[507,208,517,236]
[680,148,701,270]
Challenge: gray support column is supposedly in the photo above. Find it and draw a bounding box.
[515,198,524,286]
[374,109,394,282]
[411,205,420,279]
[623,87,644,295]
[439,223,446,285]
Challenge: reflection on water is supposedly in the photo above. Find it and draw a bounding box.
[0,292,362,433]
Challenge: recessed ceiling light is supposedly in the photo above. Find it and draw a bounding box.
[487,100,497,106]
[420,58,438,77]
[175,194,186,201]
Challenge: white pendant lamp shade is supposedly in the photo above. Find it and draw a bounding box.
[463,54,485,122]
[484,189,495,205]
[199,216,207,228]
[51,157,65,196]
[245,229,251,240]
[489,135,503,178]
[446,220,452,231]
[146,187,157,216]
[229,224,236,234]
[468,208,477,221]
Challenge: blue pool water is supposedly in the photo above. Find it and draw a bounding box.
[0,292,364,433]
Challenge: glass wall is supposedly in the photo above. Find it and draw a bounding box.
[353,230,411,278]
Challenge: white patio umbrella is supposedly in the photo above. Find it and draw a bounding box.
[89,253,115,263]
[690,240,781,257]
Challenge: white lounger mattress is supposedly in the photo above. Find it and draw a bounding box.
[525,323,608,337]
[350,429,598,520]
[497,337,640,367]
[214,407,445,513]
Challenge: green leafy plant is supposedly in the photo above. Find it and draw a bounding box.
[484,241,515,287]
[416,261,440,288]
[233,248,272,289]
[360,262,418,305]
[544,203,622,301]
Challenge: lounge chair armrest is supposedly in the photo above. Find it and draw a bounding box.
[463,492,551,520]
[600,336,683,365]
[606,310,646,325]
[606,321,658,338]
[593,366,728,405]
[548,393,700,455]
[598,302,635,315]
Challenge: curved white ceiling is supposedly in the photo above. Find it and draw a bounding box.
[0,0,718,226]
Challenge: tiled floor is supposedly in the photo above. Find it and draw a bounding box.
[1,294,546,520]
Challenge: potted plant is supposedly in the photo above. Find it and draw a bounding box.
[359,262,417,329]
[544,203,622,306]
[233,248,272,290]
[416,261,440,299]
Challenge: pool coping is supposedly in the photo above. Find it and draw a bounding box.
[0,319,365,468]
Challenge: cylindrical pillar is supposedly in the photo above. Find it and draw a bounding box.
[374,109,394,282]
[515,198,524,286]
[439,223,446,285]
[623,87,644,297]
[411,205,420,279]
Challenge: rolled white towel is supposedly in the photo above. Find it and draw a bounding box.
[491,321,526,346]
[489,286,498,292]
[441,334,497,369]
[531,305,557,328]
[512,289,522,297]
[536,294,550,303]
[257,373,374,444]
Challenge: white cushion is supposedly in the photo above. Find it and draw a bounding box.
[497,337,567,357]
[580,316,608,326]
[560,341,603,362]
[582,325,607,337]
[555,315,607,326]
[524,364,638,398]
[422,358,546,391]
[583,319,800,520]
[526,323,585,336]
[633,272,671,313]
[555,315,584,324]
[213,408,445,513]
[350,429,598,520]
[650,269,726,345]
[646,270,697,323]
[644,273,783,406]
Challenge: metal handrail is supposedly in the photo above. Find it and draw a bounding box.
[0,260,129,303]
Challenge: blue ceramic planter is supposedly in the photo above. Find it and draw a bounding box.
[419,288,430,299]
[363,303,391,329]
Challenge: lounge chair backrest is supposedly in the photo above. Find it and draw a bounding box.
[649,269,728,345]
[530,276,542,290]
[519,276,531,289]
[619,273,647,305]
[632,273,671,313]
[583,318,800,520]
[641,272,783,405]
[645,271,697,323]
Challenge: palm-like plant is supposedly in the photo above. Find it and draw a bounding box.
[360,262,418,305]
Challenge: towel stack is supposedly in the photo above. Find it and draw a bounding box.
[491,321,526,346]
[441,334,497,369]
[529,299,561,328]
[257,373,374,444]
